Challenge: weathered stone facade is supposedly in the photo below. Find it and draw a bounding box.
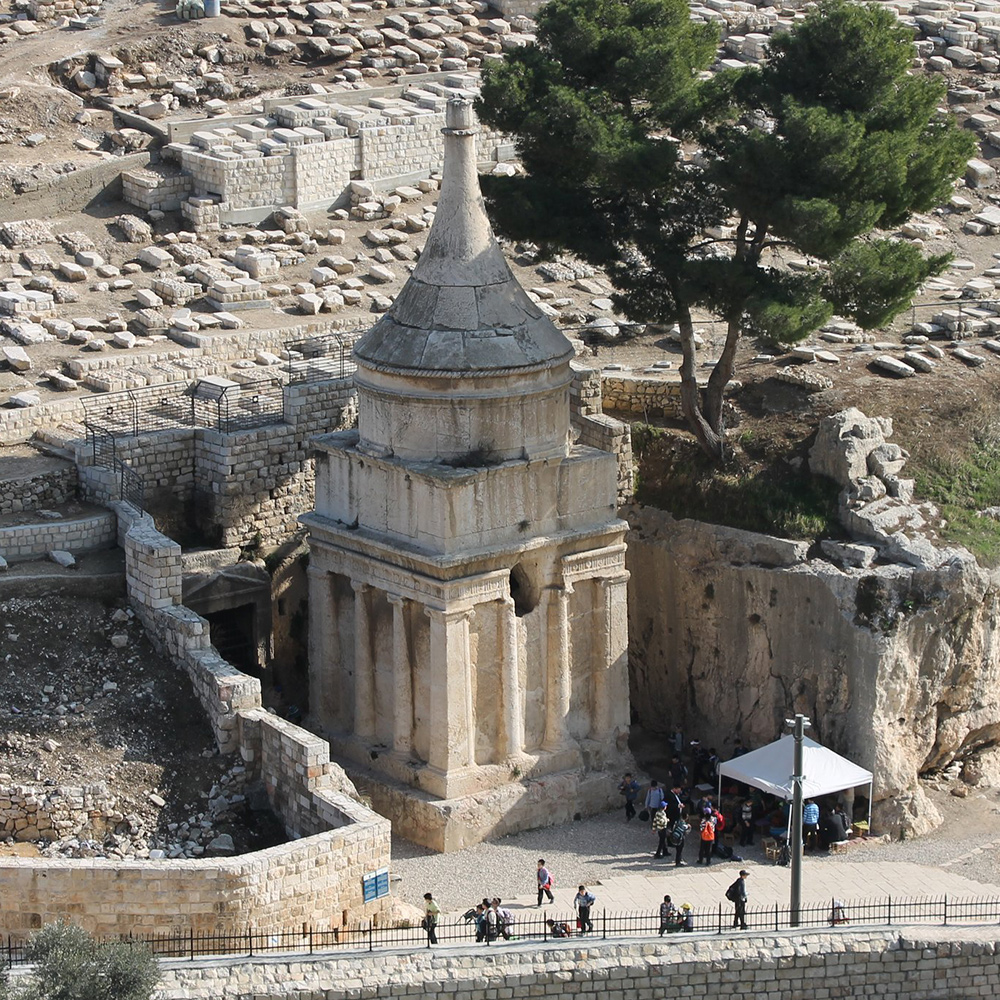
[303,100,633,851]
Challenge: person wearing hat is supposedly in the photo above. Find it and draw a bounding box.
[680,902,694,932]
[727,870,750,930]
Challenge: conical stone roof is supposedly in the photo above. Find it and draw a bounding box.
[353,99,573,377]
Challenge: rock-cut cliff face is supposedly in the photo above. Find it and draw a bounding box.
[625,409,1000,837]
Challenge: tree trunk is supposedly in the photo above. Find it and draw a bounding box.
[703,315,742,436]
[677,308,725,461]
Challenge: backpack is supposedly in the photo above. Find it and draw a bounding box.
[725,880,741,903]
[700,818,715,841]
[669,820,689,846]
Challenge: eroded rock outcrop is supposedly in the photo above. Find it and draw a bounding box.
[626,409,1000,838]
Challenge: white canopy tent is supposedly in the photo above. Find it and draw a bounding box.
[717,734,874,831]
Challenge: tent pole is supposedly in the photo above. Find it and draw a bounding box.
[786,713,811,928]
[868,780,872,832]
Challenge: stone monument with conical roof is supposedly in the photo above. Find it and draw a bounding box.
[302,99,632,851]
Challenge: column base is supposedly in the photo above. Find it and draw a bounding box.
[345,760,633,852]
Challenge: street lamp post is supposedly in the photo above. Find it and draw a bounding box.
[786,713,811,927]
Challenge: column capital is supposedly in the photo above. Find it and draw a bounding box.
[386,592,407,609]
[350,580,369,595]
[424,606,474,624]
[596,572,630,589]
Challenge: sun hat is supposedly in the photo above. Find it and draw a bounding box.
[681,903,692,910]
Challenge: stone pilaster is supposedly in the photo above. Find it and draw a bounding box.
[306,565,338,730]
[593,574,629,740]
[351,581,375,739]
[425,606,475,778]
[498,596,523,760]
[542,585,573,752]
[387,593,413,756]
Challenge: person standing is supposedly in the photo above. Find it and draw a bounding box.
[697,808,716,865]
[619,772,640,822]
[739,797,755,847]
[536,859,555,906]
[803,798,820,850]
[665,785,685,825]
[658,894,678,936]
[644,779,665,813]
[652,806,671,858]
[669,813,690,866]
[727,870,749,930]
[573,885,595,934]
[423,892,440,945]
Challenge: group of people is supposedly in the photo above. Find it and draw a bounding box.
[463,897,516,943]
[619,772,736,867]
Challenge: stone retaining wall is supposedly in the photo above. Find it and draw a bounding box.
[0,812,390,938]
[0,463,77,514]
[570,363,634,503]
[0,784,119,843]
[601,372,685,419]
[154,926,1000,999]
[0,501,392,939]
[0,509,116,562]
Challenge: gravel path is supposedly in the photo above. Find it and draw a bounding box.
[390,783,1000,913]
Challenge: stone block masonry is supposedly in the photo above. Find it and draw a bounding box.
[0,508,116,562]
[0,500,392,938]
[601,372,686,419]
[0,784,119,843]
[154,926,1000,1000]
[0,462,77,514]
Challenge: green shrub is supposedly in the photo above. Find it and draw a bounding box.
[17,922,159,1000]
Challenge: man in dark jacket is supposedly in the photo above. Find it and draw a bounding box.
[729,870,749,929]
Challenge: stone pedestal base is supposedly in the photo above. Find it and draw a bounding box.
[343,759,634,852]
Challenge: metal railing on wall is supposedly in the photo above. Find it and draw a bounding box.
[4,895,999,967]
[284,332,359,386]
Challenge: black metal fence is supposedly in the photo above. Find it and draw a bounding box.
[5,895,999,968]
[81,377,287,439]
[284,331,359,385]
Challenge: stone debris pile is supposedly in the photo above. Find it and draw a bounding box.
[810,407,967,570]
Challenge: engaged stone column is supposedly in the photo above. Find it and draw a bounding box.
[388,593,413,756]
[352,581,375,740]
[542,586,572,751]
[306,565,338,729]
[426,606,475,775]
[498,595,523,759]
[593,575,629,740]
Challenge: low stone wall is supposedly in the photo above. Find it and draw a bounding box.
[0,463,77,514]
[0,784,119,843]
[155,926,1000,1000]
[0,814,390,938]
[0,509,116,562]
[0,502,392,938]
[570,363,634,504]
[601,372,684,419]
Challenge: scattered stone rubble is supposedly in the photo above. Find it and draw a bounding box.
[810,407,966,570]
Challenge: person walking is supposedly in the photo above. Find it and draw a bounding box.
[536,859,555,906]
[652,806,671,858]
[573,885,595,934]
[669,813,690,866]
[492,898,513,939]
[619,772,640,822]
[697,808,716,865]
[727,870,750,930]
[658,894,678,936]
[423,892,440,945]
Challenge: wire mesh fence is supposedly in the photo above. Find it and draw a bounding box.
[285,332,359,385]
[5,895,999,967]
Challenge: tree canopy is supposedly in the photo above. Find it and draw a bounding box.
[477,0,974,459]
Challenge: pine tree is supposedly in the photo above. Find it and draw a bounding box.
[477,0,974,459]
